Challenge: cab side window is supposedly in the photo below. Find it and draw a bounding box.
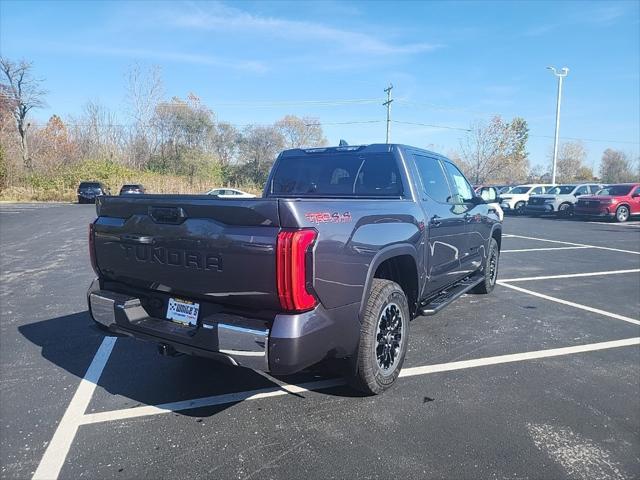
[413,155,452,204]
[442,161,474,204]
[531,186,544,195]
[574,186,589,195]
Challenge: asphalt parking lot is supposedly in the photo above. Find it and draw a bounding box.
[1,203,639,480]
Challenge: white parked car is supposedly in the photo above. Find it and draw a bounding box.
[476,186,504,221]
[206,188,257,198]
[499,184,554,215]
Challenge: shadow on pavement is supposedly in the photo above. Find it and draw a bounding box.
[19,311,352,419]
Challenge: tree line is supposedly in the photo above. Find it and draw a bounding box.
[1,57,638,197]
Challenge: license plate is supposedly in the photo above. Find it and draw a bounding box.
[166,297,200,326]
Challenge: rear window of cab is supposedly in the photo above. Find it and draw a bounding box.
[270,153,404,197]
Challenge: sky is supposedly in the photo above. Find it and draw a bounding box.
[1,0,639,171]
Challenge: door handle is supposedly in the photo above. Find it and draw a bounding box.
[429,215,442,227]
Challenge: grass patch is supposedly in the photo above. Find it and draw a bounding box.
[0,160,262,202]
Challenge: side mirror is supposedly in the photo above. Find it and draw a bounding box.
[479,187,497,202]
[633,193,640,198]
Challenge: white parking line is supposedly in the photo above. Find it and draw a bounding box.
[32,337,117,480]
[499,268,640,283]
[502,246,592,253]
[497,281,640,326]
[503,234,640,255]
[80,378,344,425]
[400,337,640,377]
[586,221,640,227]
[78,337,640,426]
[33,331,640,479]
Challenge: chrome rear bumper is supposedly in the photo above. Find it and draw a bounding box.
[89,289,269,370]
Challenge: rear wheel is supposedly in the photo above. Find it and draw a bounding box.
[472,237,499,294]
[615,205,630,223]
[350,279,409,395]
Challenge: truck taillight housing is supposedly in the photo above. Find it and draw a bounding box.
[89,222,99,275]
[276,229,318,312]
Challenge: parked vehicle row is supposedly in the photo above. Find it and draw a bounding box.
[489,181,640,223]
[574,183,640,222]
[77,183,255,203]
[526,183,603,217]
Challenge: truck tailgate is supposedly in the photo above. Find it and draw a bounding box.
[93,195,281,310]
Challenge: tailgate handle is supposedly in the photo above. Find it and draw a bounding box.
[120,234,155,244]
[149,206,186,224]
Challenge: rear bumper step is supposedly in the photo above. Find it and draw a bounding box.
[87,279,361,375]
[88,289,269,370]
[418,272,484,316]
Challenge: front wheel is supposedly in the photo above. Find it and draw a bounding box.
[514,201,526,215]
[558,203,572,217]
[350,279,410,395]
[472,237,500,294]
[615,205,630,223]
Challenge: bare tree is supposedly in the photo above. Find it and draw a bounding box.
[238,125,285,185]
[210,122,239,166]
[124,63,164,168]
[551,141,587,183]
[458,116,528,184]
[0,58,47,170]
[70,101,123,161]
[275,115,327,149]
[600,148,635,183]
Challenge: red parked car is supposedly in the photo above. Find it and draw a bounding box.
[574,183,640,222]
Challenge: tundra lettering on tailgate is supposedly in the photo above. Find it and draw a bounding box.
[120,244,223,271]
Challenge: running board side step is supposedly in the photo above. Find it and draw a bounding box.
[418,273,484,316]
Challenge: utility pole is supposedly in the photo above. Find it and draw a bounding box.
[547,66,569,184]
[383,84,393,144]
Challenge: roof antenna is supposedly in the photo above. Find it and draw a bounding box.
[339,139,349,146]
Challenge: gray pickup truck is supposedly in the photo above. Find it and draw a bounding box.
[88,144,502,394]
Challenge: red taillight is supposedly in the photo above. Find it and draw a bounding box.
[277,229,317,312]
[89,222,99,275]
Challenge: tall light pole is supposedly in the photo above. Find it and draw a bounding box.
[547,66,569,184]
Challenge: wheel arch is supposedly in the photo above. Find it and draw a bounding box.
[359,244,419,319]
[490,224,502,251]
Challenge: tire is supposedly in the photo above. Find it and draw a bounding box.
[472,237,500,294]
[514,201,526,215]
[350,279,410,395]
[615,205,630,223]
[557,203,572,217]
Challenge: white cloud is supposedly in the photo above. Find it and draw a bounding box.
[165,2,442,56]
[46,44,268,73]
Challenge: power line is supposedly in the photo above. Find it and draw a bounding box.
[392,120,471,132]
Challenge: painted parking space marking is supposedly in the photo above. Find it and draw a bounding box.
[80,378,344,426]
[501,246,592,253]
[400,337,640,377]
[79,338,640,426]
[586,221,640,228]
[502,234,640,255]
[32,334,640,480]
[497,282,640,326]
[32,337,117,480]
[499,268,640,283]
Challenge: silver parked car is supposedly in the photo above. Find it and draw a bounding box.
[205,188,256,198]
[526,183,603,216]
